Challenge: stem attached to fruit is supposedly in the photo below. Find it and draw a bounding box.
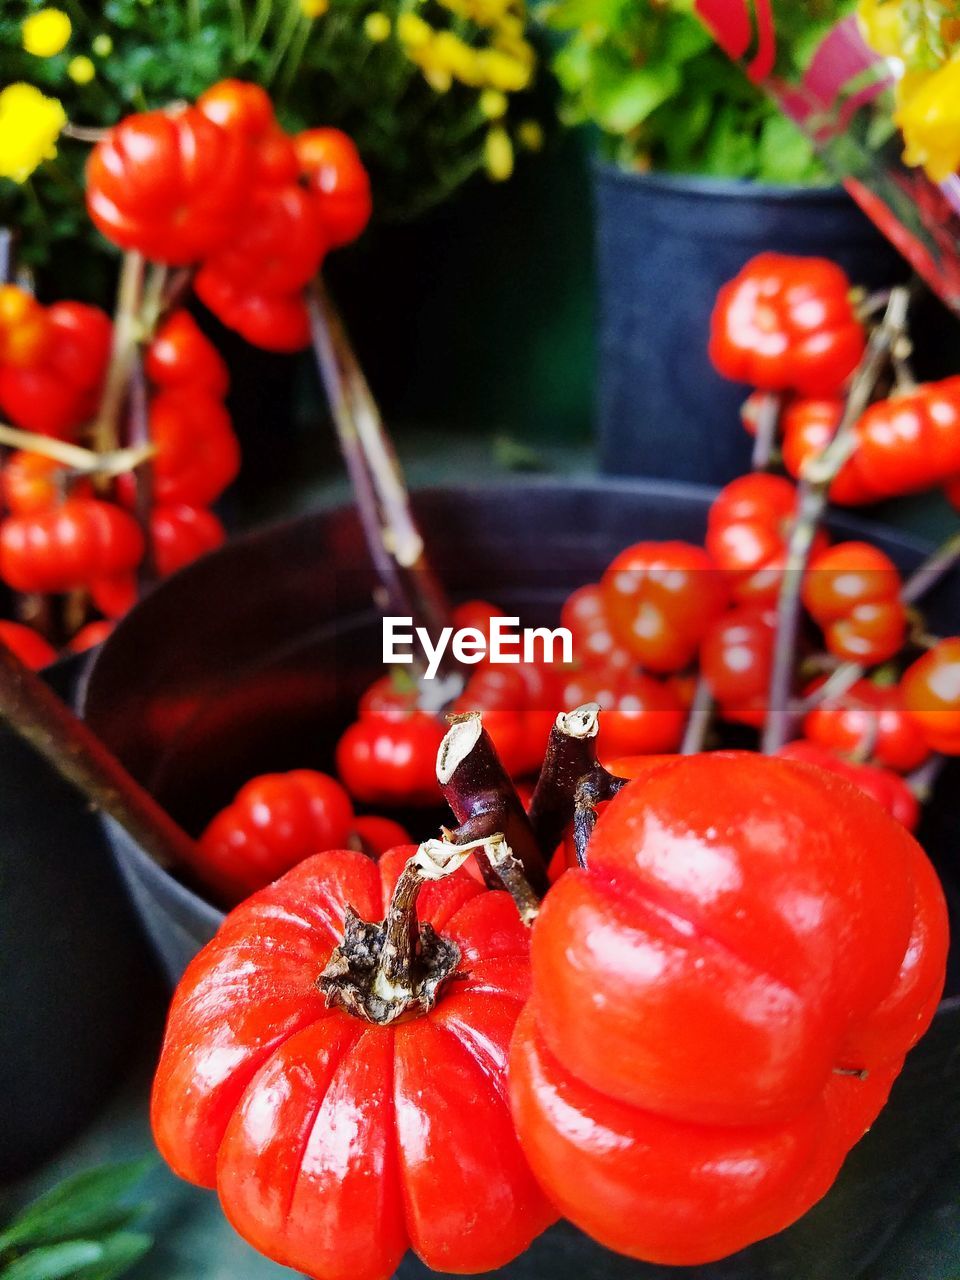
[763,287,912,755]
[681,676,714,755]
[437,712,549,908]
[0,638,201,873]
[319,839,473,1024]
[525,703,628,870]
[750,392,782,472]
[92,250,145,462]
[799,528,960,716]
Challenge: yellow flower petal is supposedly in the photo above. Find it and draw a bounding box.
[364,11,391,41]
[300,0,329,16]
[480,88,509,119]
[484,126,514,181]
[896,55,960,183]
[0,83,67,183]
[22,8,72,58]
[92,34,113,57]
[68,55,95,85]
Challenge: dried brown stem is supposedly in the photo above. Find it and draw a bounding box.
[681,676,714,755]
[0,639,200,874]
[750,392,782,472]
[92,251,145,460]
[437,712,548,901]
[573,766,628,869]
[306,279,454,661]
[527,703,602,861]
[763,287,911,755]
[0,423,152,474]
[128,352,156,591]
[319,839,471,1024]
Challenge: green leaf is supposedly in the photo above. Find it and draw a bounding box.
[73,1232,152,1280]
[593,62,681,133]
[0,1161,153,1253]
[0,1242,105,1280]
[756,114,819,184]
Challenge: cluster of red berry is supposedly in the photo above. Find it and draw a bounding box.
[87,80,371,352]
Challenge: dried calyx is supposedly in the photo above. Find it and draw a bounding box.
[319,838,476,1025]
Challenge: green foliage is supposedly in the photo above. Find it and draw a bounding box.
[0,1160,153,1280]
[1,0,547,288]
[538,0,857,183]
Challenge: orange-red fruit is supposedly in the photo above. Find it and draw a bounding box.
[511,753,947,1266]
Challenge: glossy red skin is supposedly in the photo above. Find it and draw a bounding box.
[781,398,874,506]
[336,713,445,806]
[803,541,906,665]
[152,846,555,1279]
[92,503,227,619]
[0,499,144,594]
[86,108,252,264]
[902,638,960,754]
[148,390,240,506]
[709,253,865,396]
[198,769,355,902]
[67,619,114,654]
[0,303,112,438]
[454,662,560,779]
[776,740,919,831]
[204,183,327,296]
[700,605,776,728]
[560,583,633,671]
[145,311,230,398]
[197,81,300,188]
[562,668,684,759]
[603,541,728,673]
[707,474,829,605]
[294,129,372,248]
[351,815,412,857]
[854,379,960,499]
[195,267,311,352]
[358,674,420,722]
[803,678,929,773]
[511,753,947,1265]
[0,620,56,670]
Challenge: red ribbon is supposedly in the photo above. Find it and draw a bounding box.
[694,0,777,82]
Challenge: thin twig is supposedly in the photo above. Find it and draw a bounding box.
[0,423,152,474]
[307,279,453,641]
[527,704,601,862]
[681,676,714,754]
[92,250,145,459]
[0,639,200,873]
[128,352,156,591]
[763,288,911,754]
[750,392,782,472]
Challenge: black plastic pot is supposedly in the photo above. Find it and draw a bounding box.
[594,167,959,486]
[80,480,960,1280]
[0,654,155,1182]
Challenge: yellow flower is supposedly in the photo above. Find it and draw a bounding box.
[300,0,329,16]
[22,8,71,58]
[475,47,532,91]
[364,11,391,41]
[68,55,96,85]
[92,33,113,57]
[856,0,904,58]
[484,126,513,180]
[397,11,433,48]
[517,118,543,151]
[480,88,508,118]
[0,83,67,184]
[896,54,960,182]
[432,31,481,82]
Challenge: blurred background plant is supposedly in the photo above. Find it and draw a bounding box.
[537,0,857,184]
[0,1159,153,1279]
[857,0,960,182]
[0,0,547,294]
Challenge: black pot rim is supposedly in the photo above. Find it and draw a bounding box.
[592,159,847,204]
[79,477,958,1018]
